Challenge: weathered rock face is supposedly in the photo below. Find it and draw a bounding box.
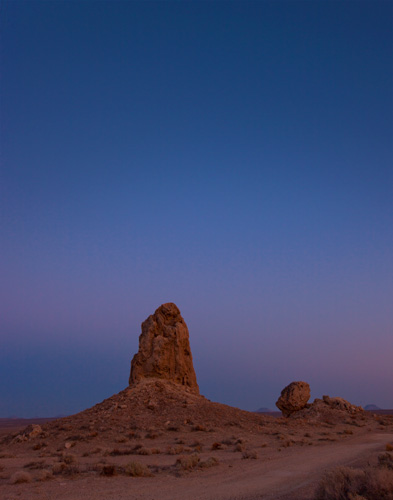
[321,395,363,413]
[276,381,311,416]
[129,303,199,394]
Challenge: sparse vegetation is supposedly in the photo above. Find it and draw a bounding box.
[37,469,53,481]
[200,457,219,468]
[192,424,207,432]
[62,453,76,464]
[242,450,258,459]
[137,447,152,455]
[176,453,200,470]
[10,471,33,484]
[100,464,117,476]
[23,460,46,469]
[124,461,153,477]
[315,465,393,500]
[234,443,245,452]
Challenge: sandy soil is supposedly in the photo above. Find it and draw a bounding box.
[1,382,392,500]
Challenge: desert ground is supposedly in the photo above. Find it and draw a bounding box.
[2,305,392,499]
[0,380,392,500]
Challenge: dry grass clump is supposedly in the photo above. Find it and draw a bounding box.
[37,469,53,481]
[176,453,200,470]
[234,443,245,452]
[315,467,365,499]
[125,461,153,477]
[115,436,127,443]
[23,460,46,469]
[100,464,117,476]
[109,447,134,456]
[137,447,152,455]
[166,424,180,432]
[167,445,184,455]
[192,424,207,432]
[242,450,258,459]
[145,430,161,439]
[200,457,219,468]
[52,461,80,476]
[32,441,47,450]
[379,452,393,469]
[10,471,33,484]
[62,453,76,464]
[315,465,393,500]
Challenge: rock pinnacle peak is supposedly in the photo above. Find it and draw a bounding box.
[129,303,199,394]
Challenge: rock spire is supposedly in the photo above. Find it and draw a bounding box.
[129,303,199,394]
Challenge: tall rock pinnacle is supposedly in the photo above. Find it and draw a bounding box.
[129,303,199,394]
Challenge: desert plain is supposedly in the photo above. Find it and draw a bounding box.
[1,304,392,500]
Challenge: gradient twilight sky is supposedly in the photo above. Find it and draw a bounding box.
[1,0,392,418]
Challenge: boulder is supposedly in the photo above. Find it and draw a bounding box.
[276,381,310,416]
[129,303,199,394]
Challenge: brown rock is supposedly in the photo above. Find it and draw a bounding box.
[129,303,199,394]
[321,395,363,413]
[276,381,310,416]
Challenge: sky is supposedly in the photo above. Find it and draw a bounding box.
[1,0,392,418]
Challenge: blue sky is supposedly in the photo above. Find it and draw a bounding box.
[1,0,392,417]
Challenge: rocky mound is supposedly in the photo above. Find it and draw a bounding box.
[293,395,364,422]
[129,303,199,394]
[276,381,310,416]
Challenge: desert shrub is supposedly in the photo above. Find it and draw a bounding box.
[167,445,184,455]
[315,467,365,499]
[37,469,53,481]
[379,452,393,470]
[52,462,67,474]
[242,450,258,459]
[314,465,393,500]
[167,425,180,432]
[362,468,393,499]
[100,464,117,476]
[386,443,393,452]
[10,471,33,484]
[176,453,200,470]
[109,447,134,456]
[192,424,207,432]
[200,457,219,468]
[24,460,46,469]
[145,430,160,439]
[137,447,152,456]
[125,461,153,477]
[32,441,47,450]
[62,453,76,464]
[52,462,79,476]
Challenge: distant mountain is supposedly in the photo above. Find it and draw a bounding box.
[364,404,381,411]
[255,407,274,413]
